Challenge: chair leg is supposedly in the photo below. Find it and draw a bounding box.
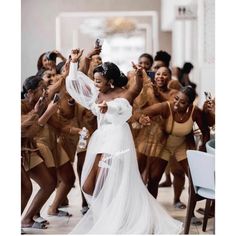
[202,199,212,232]
[184,191,196,234]
[184,171,196,234]
[213,216,215,234]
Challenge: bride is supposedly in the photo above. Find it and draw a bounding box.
[65,49,183,234]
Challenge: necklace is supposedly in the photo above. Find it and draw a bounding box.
[175,112,185,121]
[175,107,190,121]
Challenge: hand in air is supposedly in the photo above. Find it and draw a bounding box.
[87,45,102,59]
[70,48,84,63]
[206,99,215,113]
[203,98,215,114]
[132,62,143,77]
[98,100,108,113]
[61,59,70,78]
[52,50,64,59]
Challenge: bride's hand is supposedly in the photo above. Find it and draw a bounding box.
[98,100,108,113]
[70,48,84,63]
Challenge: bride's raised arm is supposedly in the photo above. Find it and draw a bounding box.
[65,49,98,110]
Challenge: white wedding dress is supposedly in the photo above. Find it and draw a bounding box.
[66,63,183,234]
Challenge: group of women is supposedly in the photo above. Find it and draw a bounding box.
[21,44,215,234]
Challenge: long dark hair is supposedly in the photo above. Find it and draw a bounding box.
[21,75,42,99]
[154,51,171,67]
[37,53,46,71]
[93,62,128,87]
[178,62,197,90]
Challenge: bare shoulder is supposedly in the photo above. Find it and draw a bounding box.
[168,80,182,90]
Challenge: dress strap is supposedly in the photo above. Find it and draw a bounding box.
[166,101,172,115]
[190,104,195,117]
[165,102,174,134]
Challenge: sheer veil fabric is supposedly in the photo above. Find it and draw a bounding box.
[66,63,183,234]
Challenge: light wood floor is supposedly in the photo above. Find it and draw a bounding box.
[22,161,214,235]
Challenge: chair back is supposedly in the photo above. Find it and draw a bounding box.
[206,139,215,154]
[187,150,215,192]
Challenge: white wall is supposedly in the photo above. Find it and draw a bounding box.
[56,11,159,74]
[197,0,215,106]
[22,0,172,83]
[161,0,215,105]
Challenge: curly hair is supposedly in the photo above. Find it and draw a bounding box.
[154,51,171,67]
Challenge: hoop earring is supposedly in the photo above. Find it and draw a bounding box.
[185,106,190,114]
[110,83,114,89]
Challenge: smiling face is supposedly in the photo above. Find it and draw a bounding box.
[138,56,152,71]
[93,72,110,93]
[154,67,171,88]
[42,70,57,86]
[173,91,190,113]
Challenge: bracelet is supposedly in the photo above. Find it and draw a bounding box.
[85,56,92,60]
